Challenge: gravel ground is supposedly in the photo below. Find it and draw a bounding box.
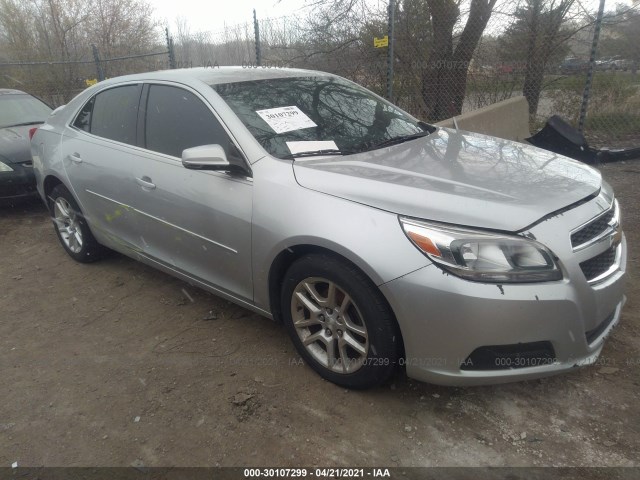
[0,160,638,469]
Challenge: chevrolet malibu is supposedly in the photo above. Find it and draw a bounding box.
[31,68,627,389]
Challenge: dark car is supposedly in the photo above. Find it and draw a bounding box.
[0,89,52,204]
[559,58,589,75]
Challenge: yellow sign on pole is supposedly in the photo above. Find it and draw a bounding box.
[374,36,389,48]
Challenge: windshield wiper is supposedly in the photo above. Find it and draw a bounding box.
[2,121,44,128]
[365,131,431,151]
[281,122,436,159]
[282,148,358,160]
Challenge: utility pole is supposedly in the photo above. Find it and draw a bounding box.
[386,0,395,100]
[166,28,176,69]
[578,0,606,133]
[254,9,262,67]
[92,45,104,81]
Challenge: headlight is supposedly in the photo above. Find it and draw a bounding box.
[0,160,13,172]
[400,217,562,283]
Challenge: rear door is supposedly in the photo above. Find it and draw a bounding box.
[61,83,146,252]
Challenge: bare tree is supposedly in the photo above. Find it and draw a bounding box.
[0,0,91,100]
[498,0,575,117]
[88,0,157,58]
[265,0,500,121]
[420,0,499,122]
[0,0,159,101]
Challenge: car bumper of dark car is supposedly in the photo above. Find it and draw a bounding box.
[0,163,38,203]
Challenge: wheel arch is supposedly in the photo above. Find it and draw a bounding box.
[42,174,66,211]
[267,244,405,357]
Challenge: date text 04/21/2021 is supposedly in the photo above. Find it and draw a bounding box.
[243,468,391,478]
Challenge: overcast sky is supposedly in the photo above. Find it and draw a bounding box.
[149,0,308,33]
[148,0,636,35]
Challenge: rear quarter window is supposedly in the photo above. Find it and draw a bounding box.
[73,97,94,132]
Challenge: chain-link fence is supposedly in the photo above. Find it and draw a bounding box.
[1,58,98,107]
[172,22,255,68]
[169,2,638,148]
[0,45,172,107]
[2,1,638,148]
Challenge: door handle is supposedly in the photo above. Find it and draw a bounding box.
[135,176,156,190]
[69,153,82,164]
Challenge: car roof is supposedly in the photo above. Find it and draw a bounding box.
[99,66,335,87]
[0,88,28,95]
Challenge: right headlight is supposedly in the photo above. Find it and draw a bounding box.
[0,160,14,172]
[400,217,562,283]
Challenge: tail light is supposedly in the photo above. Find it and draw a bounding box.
[29,127,38,140]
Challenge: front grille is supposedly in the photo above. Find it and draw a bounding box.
[585,310,616,344]
[460,341,556,371]
[571,207,615,249]
[579,246,617,282]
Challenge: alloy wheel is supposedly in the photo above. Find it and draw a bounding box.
[290,277,369,374]
[53,197,83,254]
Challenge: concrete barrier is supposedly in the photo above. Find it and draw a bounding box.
[435,96,531,143]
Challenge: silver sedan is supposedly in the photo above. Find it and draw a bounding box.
[31,67,627,388]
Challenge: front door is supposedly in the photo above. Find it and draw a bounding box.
[130,83,253,301]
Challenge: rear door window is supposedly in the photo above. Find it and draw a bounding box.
[74,85,141,145]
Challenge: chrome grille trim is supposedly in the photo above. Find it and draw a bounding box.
[581,243,622,285]
[570,199,619,252]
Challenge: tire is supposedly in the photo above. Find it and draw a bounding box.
[281,253,400,389]
[49,184,108,263]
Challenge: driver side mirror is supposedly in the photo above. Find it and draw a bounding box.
[181,144,231,171]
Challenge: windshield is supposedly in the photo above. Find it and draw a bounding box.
[212,76,432,159]
[0,94,52,129]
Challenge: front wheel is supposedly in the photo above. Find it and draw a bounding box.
[281,253,401,389]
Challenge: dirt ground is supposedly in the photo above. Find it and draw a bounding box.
[0,161,639,469]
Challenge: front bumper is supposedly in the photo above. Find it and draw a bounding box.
[381,231,627,387]
[0,162,38,203]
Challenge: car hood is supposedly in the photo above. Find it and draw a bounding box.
[292,128,601,232]
[0,125,36,163]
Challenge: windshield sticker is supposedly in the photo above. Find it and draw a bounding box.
[286,141,339,155]
[256,106,317,134]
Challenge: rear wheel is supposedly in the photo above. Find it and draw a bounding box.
[281,253,400,389]
[49,184,108,263]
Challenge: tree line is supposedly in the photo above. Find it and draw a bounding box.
[1,0,638,121]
